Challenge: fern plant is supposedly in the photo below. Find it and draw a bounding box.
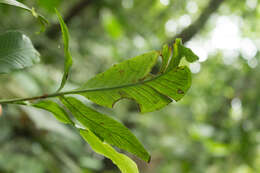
[0,1,199,172]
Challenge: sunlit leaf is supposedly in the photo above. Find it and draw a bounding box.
[60,96,150,162]
[160,44,172,73]
[55,9,73,92]
[33,100,74,125]
[0,31,40,73]
[180,44,199,63]
[80,129,139,173]
[76,48,192,113]
[167,38,198,72]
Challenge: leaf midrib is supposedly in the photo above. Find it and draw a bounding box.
[75,67,185,94]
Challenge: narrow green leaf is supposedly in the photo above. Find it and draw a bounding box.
[166,38,183,72]
[0,0,48,31]
[60,96,151,162]
[79,129,139,173]
[159,44,172,73]
[33,100,74,125]
[0,31,40,73]
[55,9,73,92]
[75,49,192,113]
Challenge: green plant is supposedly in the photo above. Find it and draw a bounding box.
[0,1,199,172]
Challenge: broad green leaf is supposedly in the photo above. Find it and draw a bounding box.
[60,96,150,162]
[0,0,48,32]
[76,49,192,113]
[0,31,40,73]
[79,129,139,173]
[55,9,73,92]
[33,100,74,125]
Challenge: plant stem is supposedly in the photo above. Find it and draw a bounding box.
[0,89,96,104]
[0,81,148,104]
[0,68,169,104]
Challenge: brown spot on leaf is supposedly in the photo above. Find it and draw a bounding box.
[177,89,184,94]
[118,91,127,97]
[119,69,124,75]
[100,122,104,125]
[132,79,137,83]
[138,76,147,82]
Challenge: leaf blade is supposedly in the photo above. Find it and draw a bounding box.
[60,96,151,162]
[33,100,74,125]
[0,31,40,73]
[55,9,73,92]
[79,129,139,173]
[167,38,199,71]
[0,0,48,31]
[181,45,199,62]
[160,44,172,73]
[75,48,192,113]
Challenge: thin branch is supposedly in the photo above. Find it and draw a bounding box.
[46,0,93,39]
[170,0,225,44]
[0,72,163,104]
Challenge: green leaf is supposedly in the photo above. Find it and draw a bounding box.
[160,44,172,73]
[166,38,183,72]
[55,9,73,92]
[80,129,139,173]
[0,31,40,73]
[180,44,199,63]
[0,0,48,32]
[167,38,199,71]
[76,49,192,113]
[60,96,150,162]
[33,100,74,125]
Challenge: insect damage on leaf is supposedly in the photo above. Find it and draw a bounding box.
[74,40,198,113]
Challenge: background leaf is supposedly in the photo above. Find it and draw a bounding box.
[0,0,48,31]
[60,96,150,162]
[0,31,40,73]
[55,9,73,92]
[79,129,139,173]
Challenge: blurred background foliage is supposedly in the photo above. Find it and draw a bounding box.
[1,0,260,172]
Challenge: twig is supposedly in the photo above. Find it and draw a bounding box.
[0,74,162,104]
[170,0,225,44]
